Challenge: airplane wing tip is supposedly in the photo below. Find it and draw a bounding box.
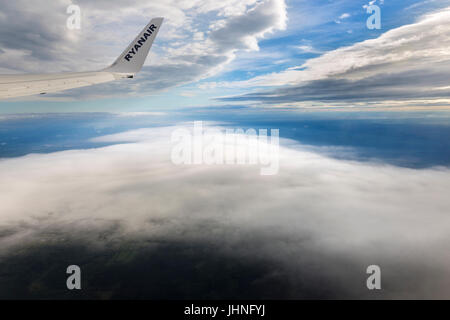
[105,17,164,74]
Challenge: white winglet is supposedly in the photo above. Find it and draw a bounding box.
[105,17,164,74]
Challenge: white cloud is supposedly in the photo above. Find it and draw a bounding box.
[193,31,204,41]
[0,123,450,297]
[296,45,322,54]
[244,7,450,86]
[220,7,450,107]
[335,12,350,24]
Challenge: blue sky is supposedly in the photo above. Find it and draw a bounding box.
[1,0,450,112]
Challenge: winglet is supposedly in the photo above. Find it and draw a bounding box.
[105,17,163,74]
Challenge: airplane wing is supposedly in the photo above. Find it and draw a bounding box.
[0,17,164,99]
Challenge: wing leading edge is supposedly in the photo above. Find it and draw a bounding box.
[0,17,163,99]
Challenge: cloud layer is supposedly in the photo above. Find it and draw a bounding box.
[0,124,450,298]
[220,7,450,108]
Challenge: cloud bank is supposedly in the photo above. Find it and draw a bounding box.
[220,7,450,108]
[0,124,450,298]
